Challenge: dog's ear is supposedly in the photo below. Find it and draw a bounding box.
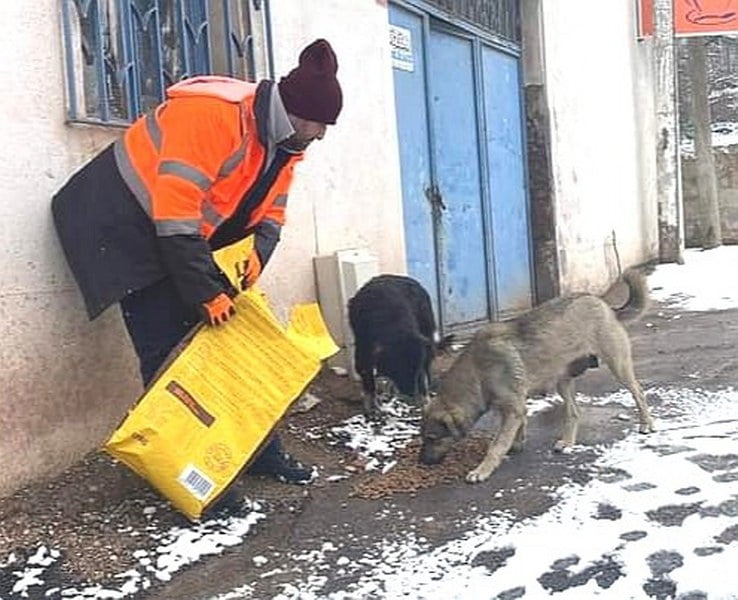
[442,412,464,440]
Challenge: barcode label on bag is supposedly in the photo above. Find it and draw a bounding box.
[178,465,214,501]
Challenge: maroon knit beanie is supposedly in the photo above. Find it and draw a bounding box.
[278,39,343,125]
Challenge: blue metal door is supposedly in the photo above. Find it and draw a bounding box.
[427,28,490,326]
[481,44,533,315]
[388,6,439,317]
[389,2,532,331]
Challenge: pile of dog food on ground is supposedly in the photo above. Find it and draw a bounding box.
[351,436,489,499]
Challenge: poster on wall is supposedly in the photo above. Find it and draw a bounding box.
[389,24,415,71]
[638,0,738,37]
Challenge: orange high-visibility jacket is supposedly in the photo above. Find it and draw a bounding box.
[114,76,302,243]
[51,77,303,319]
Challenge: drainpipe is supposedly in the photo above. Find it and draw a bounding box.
[262,0,275,79]
[520,0,560,303]
[653,0,684,263]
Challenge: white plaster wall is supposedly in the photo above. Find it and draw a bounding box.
[0,0,404,497]
[0,1,141,497]
[541,0,659,294]
[261,0,406,319]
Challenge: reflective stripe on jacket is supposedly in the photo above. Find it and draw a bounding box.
[113,76,302,244]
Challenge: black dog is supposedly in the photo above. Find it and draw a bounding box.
[348,274,448,417]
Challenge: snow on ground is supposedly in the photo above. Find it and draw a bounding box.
[313,390,616,473]
[680,120,738,156]
[648,245,738,312]
[312,396,421,472]
[712,121,738,148]
[266,387,738,600]
[1,503,264,599]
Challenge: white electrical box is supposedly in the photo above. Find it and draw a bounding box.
[313,248,379,376]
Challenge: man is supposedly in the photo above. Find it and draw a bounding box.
[52,39,343,484]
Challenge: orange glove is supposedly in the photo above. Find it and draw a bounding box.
[239,250,263,291]
[202,293,236,326]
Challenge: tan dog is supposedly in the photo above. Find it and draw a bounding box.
[419,270,655,483]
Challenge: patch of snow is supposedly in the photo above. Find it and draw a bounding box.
[649,246,738,312]
[12,566,45,597]
[527,396,556,416]
[314,396,421,469]
[260,568,284,579]
[152,505,265,582]
[381,460,397,474]
[680,120,738,155]
[27,546,58,567]
[0,502,265,599]
[208,583,255,599]
[0,552,17,568]
[252,555,268,567]
[6,547,62,598]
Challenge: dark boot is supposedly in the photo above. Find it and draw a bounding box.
[205,486,247,518]
[247,436,315,484]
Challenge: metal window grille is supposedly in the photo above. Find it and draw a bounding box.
[60,0,272,126]
[425,0,520,44]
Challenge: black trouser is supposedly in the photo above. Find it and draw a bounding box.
[120,277,199,386]
[119,277,280,463]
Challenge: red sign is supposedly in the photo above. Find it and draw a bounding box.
[638,0,655,37]
[638,0,738,36]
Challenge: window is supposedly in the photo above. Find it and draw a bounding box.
[60,0,272,125]
[425,0,520,44]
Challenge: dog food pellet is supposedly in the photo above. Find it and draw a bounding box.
[351,437,489,500]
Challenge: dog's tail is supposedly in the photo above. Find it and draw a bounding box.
[611,268,650,323]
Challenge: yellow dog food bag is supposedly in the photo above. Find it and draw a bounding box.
[105,237,338,520]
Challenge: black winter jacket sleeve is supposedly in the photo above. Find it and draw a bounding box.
[158,235,236,307]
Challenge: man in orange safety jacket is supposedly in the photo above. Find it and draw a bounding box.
[52,39,343,488]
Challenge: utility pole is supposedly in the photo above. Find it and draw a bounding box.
[686,37,722,249]
[653,0,684,263]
